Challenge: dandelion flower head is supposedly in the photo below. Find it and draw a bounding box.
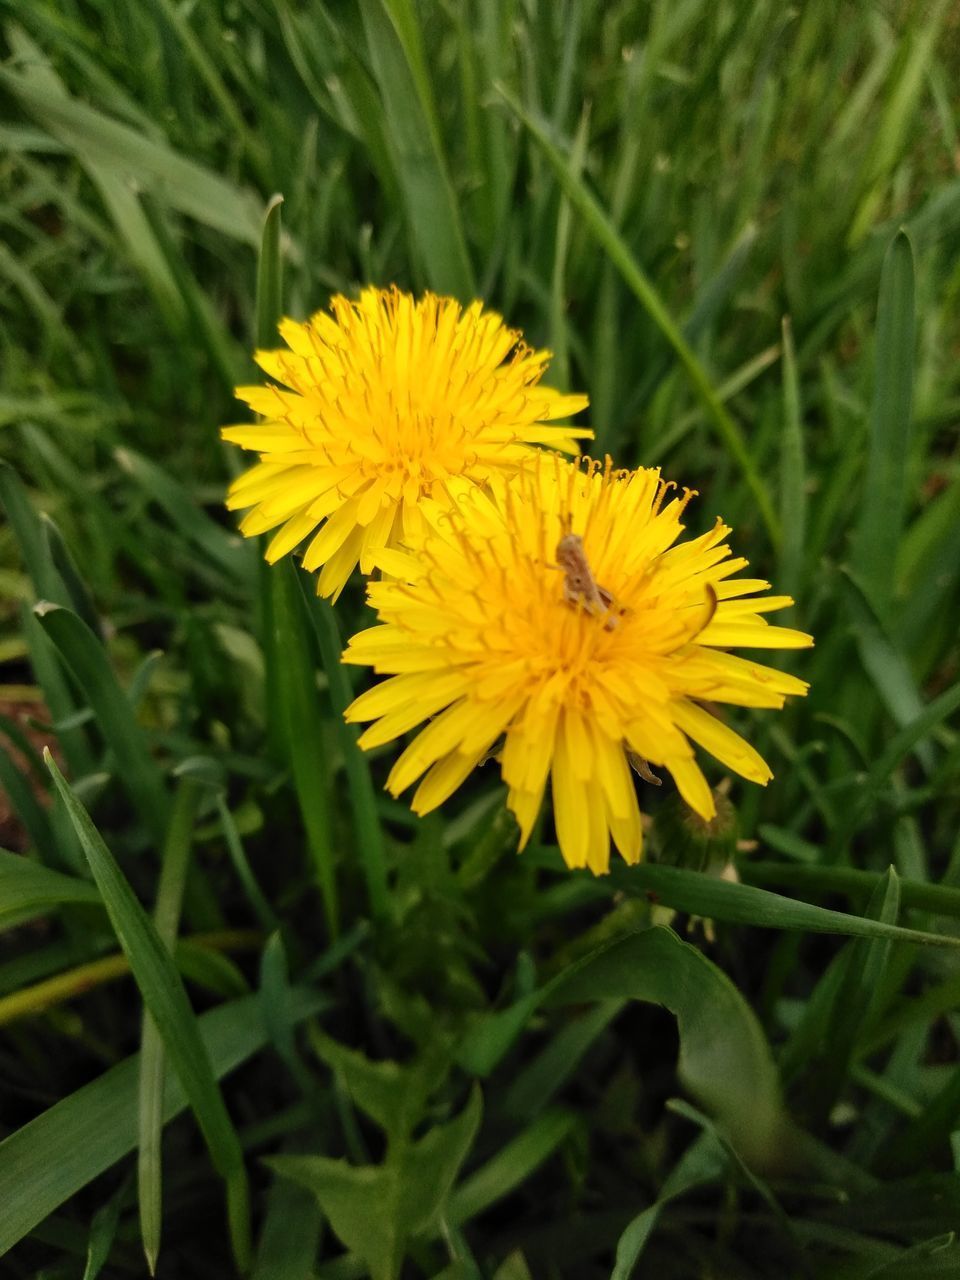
[343,455,813,874]
[222,287,591,598]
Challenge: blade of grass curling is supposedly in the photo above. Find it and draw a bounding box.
[497,85,779,546]
[460,928,782,1168]
[40,514,103,640]
[297,573,389,922]
[851,229,915,617]
[359,0,475,299]
[44,751,251,1272]
[547,928,783,1168]
[0,987,326,1257]
[138,779,203,1275]
[272,560,339,937]
[256,194,285,349]
[779,316,806,599]
[35,604,169,847]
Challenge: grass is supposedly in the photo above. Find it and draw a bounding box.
[1,0,960,1276]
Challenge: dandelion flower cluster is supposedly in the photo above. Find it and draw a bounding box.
[222,287,590,598]
[225,286,812,874]
[343,455,812,874]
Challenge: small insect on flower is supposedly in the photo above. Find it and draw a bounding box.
[343,453,814,876]
[220,287,591,599]
[556,527,620,630]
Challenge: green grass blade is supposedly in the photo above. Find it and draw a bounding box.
[498,85,780,545]
[81,1177,126,1280]
[792,869,902,1128]
[602,862,960,947]
[0,738,55,862]
[448,1108,578,1227]
[743,861,960,921]
[253,1149,323,1280]
[216,794,279,932]
[40,513,103,640]
[44,751,252,1272]
[254,193,287,762]
[36,604,169,846]
[138,779,203,1275]
[0,65,263,245]
[256,194,285,349]
[271,562,338,936]
[0,987,324,1256]
[778,316,806,598]
[0,847,100,931]
[358,0,475,299]
[851,229,916,615]
[0,460,65,604]
[297,575,389,921]
[840,567,934,773]
[115,448,246,583]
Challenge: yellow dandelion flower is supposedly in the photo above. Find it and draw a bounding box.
[342,454,813,875]
[221,286,591,599]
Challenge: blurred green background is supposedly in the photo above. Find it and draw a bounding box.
[2,1,960,1277]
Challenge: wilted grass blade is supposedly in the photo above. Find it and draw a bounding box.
[44,752,251,1272]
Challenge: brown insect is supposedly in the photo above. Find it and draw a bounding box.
[555,532,620,630]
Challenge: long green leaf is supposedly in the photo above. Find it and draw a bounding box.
[602,861,960,947]
[271,561,338,936]
[0,847,100,931]
[138,780,202,1275]
[44,752,251,1271]
[779,315,806,598]
[498,86,779,544]
[743,861,960,920]
[0,66,263,245]
[0,987,324,1256]
[851,229,916,615]
[546,928,783,1167]
[36,604,169,846]
[359,0,475,299]
[115,447,246,583]
[298,576,389,921]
